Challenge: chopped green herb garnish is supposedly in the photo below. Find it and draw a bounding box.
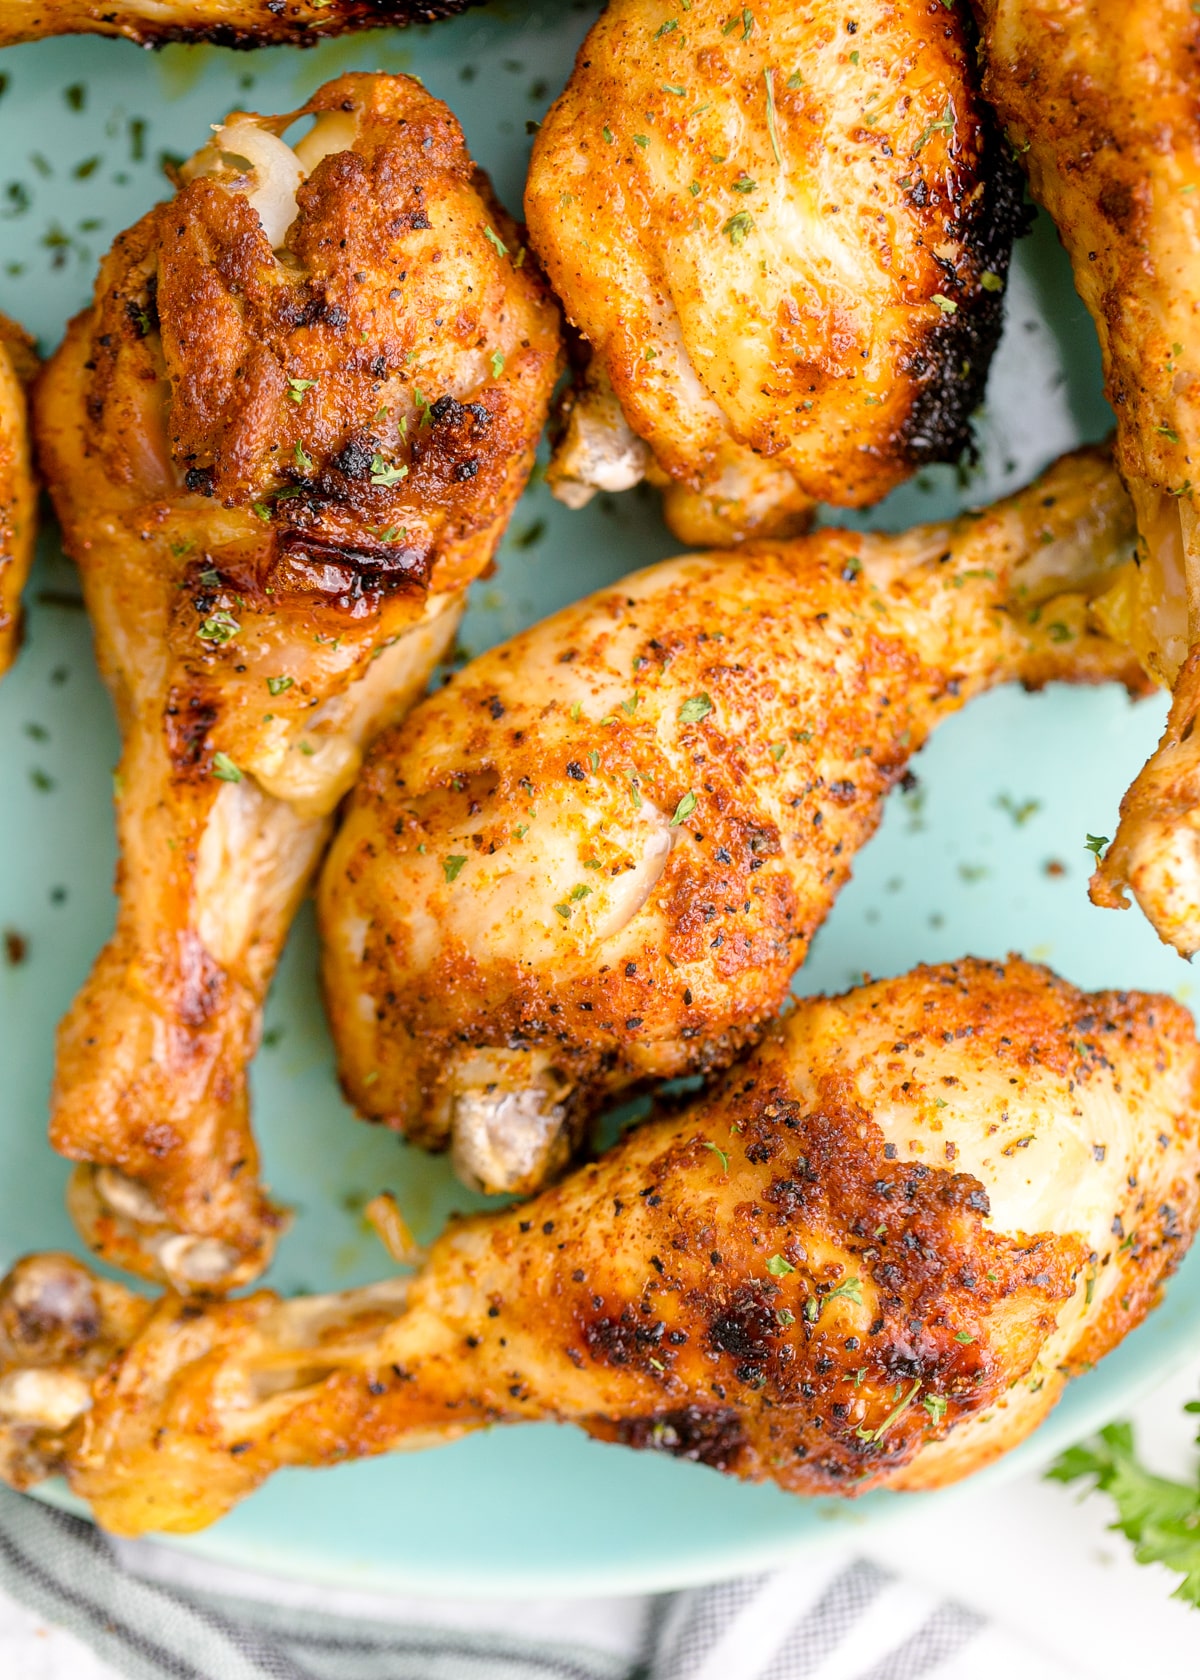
[569,884,592,901]
[483,225,509,258]
[266,675,293,696]
[443,854,467,883]
[912,101,955,155]
[857,1378,922,1443]
[997,793,1041,826]
[370,453,408,487]
[671,789,698,826]
[954,1330,975,1343]
[922,1394,948,1424]
[980,270,1003,292]
[931,293,957,314]
[198,611,239,645]
[679,692,713,724]
[490,350,505,378]
[824,1276,863,1306]
[766,1253,795,1277]
[704,1140,729,1172]
[732,175,757,194]
[634,134,650,148]
[1084,833,1110,859]
[723,211,754,246]
[293,441,314,475]
[287,377,316,403]
[212,752,242,783]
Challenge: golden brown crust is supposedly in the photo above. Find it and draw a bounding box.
[32,73,561,1289]
[1,959,1196,1534]
[319,445,1146,1189]
[0,0,477,49]
[0,313,37,683]
[527,0,1027,539]
[977,0,1200,517]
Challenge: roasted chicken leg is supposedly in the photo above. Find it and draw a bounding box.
[319,446,1145,1195]
[0,0,477,49]
[526,0,1026,543]
[2,958,1196,1536]
[32,72,561,1292]
[975,0,1200,954]
[0,314,37,683]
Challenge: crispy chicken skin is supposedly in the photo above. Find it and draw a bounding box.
[32,72,561,1293]
[975,0,1200,953]
[526,0,1026,544]
[0,314,37,683]
[0,0,477,50]
[1,959,1197,1536]
[319,446,1146,1195]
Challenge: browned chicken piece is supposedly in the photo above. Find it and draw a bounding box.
[2,958,1196,1536]
[32,72,561,1294]
[976,0,1200,954]
[0,314,37,682]
[525,0,1026,545]
[318,446,1145,1195]
[0,0,477,49]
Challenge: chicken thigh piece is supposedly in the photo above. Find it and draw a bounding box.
[525,0,1026,545]
[2,958,1196,1537]
[0,314,37,683]
[0,0,476,49]
[975,0,1200,954]
[320,445,1144,1196]
[32,72,561,1293]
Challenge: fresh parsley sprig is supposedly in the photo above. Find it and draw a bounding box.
[1047,1410,1200,1607]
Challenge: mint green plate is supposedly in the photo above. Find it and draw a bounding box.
[1,1,1197,1598]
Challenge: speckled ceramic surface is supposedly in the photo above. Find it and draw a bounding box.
[0,0,1197,1598]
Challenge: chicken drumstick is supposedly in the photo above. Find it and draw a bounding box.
[33,72,561,1291]
[320,445,1144,1194]
[975,0,1200,954]
[526,0,1026,543]
[0,0,478,50]
[1,958,1196,1536]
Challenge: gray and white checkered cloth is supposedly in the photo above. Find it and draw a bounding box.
[0,1483,1072,1680]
